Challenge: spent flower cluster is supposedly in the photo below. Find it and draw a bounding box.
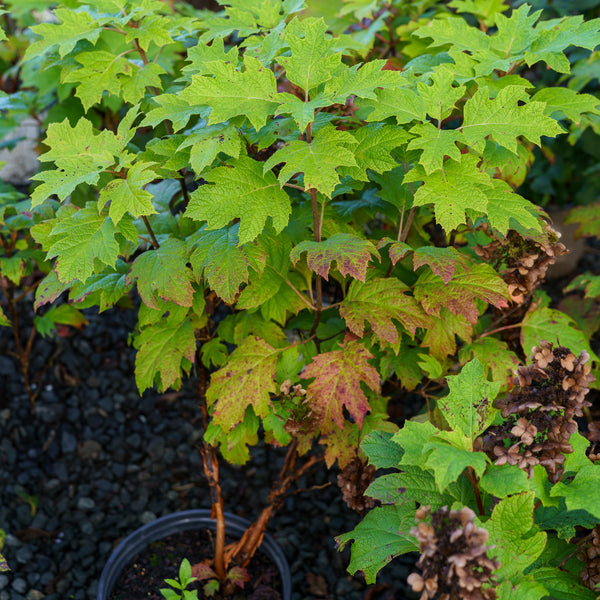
[478,341,594,480]
[407,506,500,600]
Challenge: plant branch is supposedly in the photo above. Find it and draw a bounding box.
[478,322,522,340]
[466,466,485,516]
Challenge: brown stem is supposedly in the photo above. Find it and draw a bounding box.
[197,365,226,579]
[227,439,324,567]
[141,216,160,249]
[478,322,522,340]
[466,466,485,516]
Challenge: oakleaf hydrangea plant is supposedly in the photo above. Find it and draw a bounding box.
[2,0,600,593]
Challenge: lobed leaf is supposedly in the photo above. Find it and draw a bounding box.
[302,340,380,432]
[341,277,433,346]
[186,156,291,245]
[290,233,377,282]
[207,336,280,428]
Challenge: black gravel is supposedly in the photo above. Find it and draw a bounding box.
[0,302,418,600]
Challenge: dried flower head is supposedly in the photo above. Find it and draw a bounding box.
[478,341,595,482]
[408,506,500,600]
[579,526,600,592]
[474,226,567,304]
[337,456,376,515]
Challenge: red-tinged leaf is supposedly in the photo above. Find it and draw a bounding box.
[302,341,380,433]
[227,566,250,588]
[341,278,433,346]
[377,238,412,266]
[414,263,509,324]
[413,246,470,284]
[290,233,378,282]
[191,562,217,581]
[207,336,280,428]
[321,422,360,469]
[421,307,473,359]
[34,270,70,309]
[127,238,194,309]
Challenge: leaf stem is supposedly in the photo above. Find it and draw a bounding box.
[466,466,485,516]
[264,264,315,310]
[478,322,522,340]
[141,216,160,249]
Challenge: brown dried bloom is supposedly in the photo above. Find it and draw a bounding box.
[409,506,500,600]
[337,456,376,515]
[478,341,595,482]
[579,526,600,592]
[474,226,567,304]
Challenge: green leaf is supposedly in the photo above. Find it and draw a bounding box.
[180,123,243,174]
[290,233,377,282]
[200,338,229,370]
[564,273,600,299]
[458,336,520,386]
[418,65,466,123]
[406,154,491,232]
[279,18,341,93]
[180,55,278,130]
[361,430,404,469]
[479,463,530,499]
[527,567,597,600]
[141,93,210,131]
[533,88,600,124]
[486,492,547,582]
[525,16,600,73]
[207,336,280,427]
[127,238,194,309]
[521,306,598,362]
[125,14,174,52]
[564,202,600,239]
[341,277,433,346]
[45,206,121,283]
[339,123,409,182]
[0,306,9,327]
[302,340,380,433]
[491,4,540,58]
[336,503,418,584]
[69,260,132,312]
[379,344,424,391]
[393,420,439,467]
[62,50,133,111]
[423,439,488,489]
[414,263,509,324]
[31,119,120,206]
[413,15,490,53]
[550,465,600,519]
[134,317,196,392]
[449,0,508,28]
[324,60,406,103]
[275,92,333,134]
[462,86,565,154]
[496,578,548,600]
[24,8,105,60]
[186,156,291,245]
[99,162,158,225]
[361,86,426,124]
[188,224,254,304]
[264,125,357,197]
[438,358,501,442]
[366,467,445,508]
[483,179,544,234]
[236,233,290,311]
[34,303,88,338]
[407,122,464,174]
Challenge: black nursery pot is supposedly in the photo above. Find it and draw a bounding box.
[97,509,292,600]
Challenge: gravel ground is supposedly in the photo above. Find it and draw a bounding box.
[0,302,418,600]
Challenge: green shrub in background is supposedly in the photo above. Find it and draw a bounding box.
[1,0,600,595]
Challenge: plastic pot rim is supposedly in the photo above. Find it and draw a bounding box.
[97,509,292,600]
